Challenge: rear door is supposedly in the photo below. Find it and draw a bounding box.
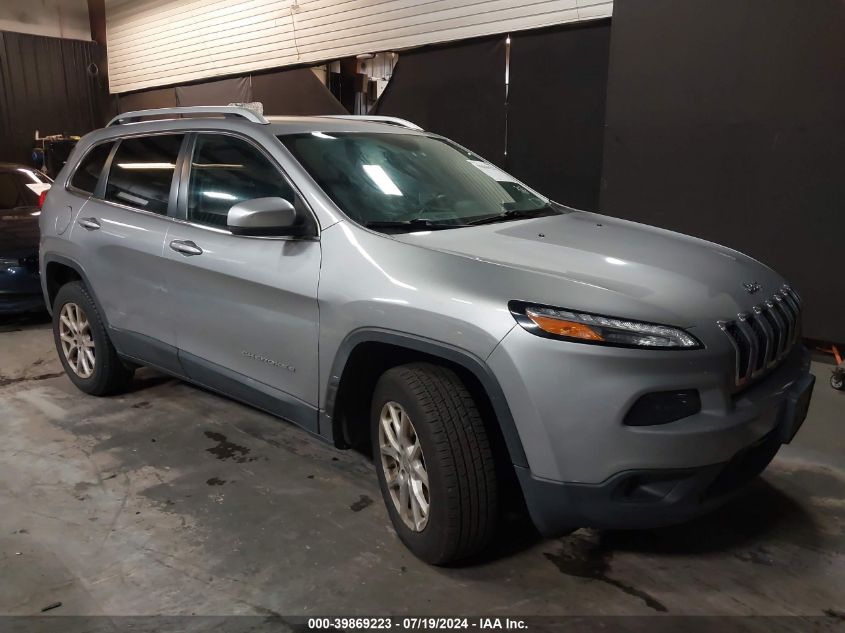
[163,132,321,430]
[69,134,185,371]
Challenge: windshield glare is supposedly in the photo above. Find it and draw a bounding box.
[279,132,553,229]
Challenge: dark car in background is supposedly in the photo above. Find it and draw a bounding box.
[0,164,51,313]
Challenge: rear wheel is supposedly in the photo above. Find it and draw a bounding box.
[831,371,844,391]
[371,363,497,564]
[52,281,134,395]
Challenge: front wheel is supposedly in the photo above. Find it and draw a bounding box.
[371,363,497,565]
[831,371,844,391]
[52,281,134,396]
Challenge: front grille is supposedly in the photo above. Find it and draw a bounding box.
[718,285,802,388]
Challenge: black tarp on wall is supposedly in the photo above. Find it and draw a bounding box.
[117,68,346,116]
[175,76,251,107]
[252,68,346,115]
[372,36,507,166]
[116,86,177,113]
[601,0,845,342]
[370,26,610,207]
[0,31,108,165]
[507,22,611,211]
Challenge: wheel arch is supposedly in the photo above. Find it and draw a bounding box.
[323,329,528,469]
[42,255,108,328]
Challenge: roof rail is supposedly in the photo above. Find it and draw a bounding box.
[107,106,268,127]
[318,115,423,131]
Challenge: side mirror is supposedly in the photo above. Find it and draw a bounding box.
[227,197,308,237]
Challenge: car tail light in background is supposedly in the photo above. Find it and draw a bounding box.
[38,189,49,209]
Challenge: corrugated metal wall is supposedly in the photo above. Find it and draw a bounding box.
[105,0,613,93]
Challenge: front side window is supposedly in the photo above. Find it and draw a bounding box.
[279,132,558,231]
[187,134,295,228]
[104,135,183,214]
[70,142,114,194]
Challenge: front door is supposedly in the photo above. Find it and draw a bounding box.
[163,133,321,431]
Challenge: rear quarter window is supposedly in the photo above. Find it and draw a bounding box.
[70,142,114,194]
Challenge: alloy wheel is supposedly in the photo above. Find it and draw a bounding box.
[58,302,95,378]
[379,401,430,531]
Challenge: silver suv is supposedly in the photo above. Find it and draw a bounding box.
[40,106,815,564]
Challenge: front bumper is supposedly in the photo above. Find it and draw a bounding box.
[517,368,814,534]
[487,323,814,533]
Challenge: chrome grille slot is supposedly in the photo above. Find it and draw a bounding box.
[751,306,775,368]
[783,286,803,343]
[772,294,795,345]
[735,315,761,378]
[764,300,786,357]
[718,284,802,388]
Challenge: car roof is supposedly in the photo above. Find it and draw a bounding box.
[103,108,425,137]
[77,111,430,153]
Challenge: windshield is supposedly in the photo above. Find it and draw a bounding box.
[278,132,558,230]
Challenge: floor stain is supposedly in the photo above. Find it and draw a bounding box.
[0,371,64,388]
[733,546,775,566]
[350,495,373,512]
[544,537,668,613]
[206,477,227,486]
[132,401,152,409]
[204,431,256,463]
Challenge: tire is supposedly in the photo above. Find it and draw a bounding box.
[371,362,497,565]
[52,281,134,396]
[831,372,844,391]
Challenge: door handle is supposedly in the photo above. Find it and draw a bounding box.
[77,217,101,231]
[169,239,203,256]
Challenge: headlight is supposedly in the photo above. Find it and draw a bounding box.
[509,301,702,349]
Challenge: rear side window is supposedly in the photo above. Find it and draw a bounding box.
[70,142,114,194]
[186,134,295,228]
[105,135,183,214]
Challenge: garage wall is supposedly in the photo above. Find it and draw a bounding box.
[372,36,507,166]
[115,67,346,116]
[0,0,90,40]
[372,21,611,210]
[0,31,108,165]
[600,0,845,343]
[507,21,611,210]
[105,0,613,93]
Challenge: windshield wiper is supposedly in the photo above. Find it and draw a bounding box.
[364,218,467,231]
[466,206,559,226]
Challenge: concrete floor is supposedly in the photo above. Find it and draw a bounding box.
[0,314,843,618]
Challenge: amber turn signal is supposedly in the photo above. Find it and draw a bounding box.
[525,309,605,341]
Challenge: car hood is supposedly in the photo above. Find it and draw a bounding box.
[391,211,785,325]
[0,208,40,260]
